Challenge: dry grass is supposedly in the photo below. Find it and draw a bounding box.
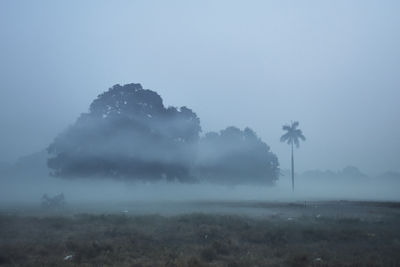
[1,202,400,266]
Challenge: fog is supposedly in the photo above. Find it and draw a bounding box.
[1,1,400,210]
[1,163,399,210]
[2,4,400,266]
[1,1,400,175]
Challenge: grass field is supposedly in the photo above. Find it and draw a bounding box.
[1,201,400,266]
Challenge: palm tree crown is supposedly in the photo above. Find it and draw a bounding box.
[280,121,306,147]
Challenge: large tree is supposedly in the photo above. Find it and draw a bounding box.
[47,83,201,182]
[196,127,279,184]
[280,121,306,191]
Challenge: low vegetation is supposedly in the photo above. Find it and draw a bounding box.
[0,202,400,266]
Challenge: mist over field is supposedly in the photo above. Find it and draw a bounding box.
[1,153,399,208]
[1,1,400,266]
[0,1,399,204]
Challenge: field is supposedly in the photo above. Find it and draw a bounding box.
[1,201,400,267]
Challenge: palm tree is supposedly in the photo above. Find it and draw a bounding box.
[280,121,305,192]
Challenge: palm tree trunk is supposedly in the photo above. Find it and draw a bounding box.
[291,141,294,192]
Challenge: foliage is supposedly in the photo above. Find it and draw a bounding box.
[47,83,201,182]
[280,121,306,147]
[47,83,279,184]
[196,127,279,184]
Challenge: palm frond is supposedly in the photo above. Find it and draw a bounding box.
[294,129,306,140]
[281,121,305,147]
[280,132,290,142]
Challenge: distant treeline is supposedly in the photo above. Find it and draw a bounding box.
[47,83,279,184]
[297,166,400,182]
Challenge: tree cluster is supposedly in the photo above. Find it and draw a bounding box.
[196,127,279,184]
[47,83,279,184]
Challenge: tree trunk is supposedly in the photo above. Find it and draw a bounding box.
[291,141,294,192]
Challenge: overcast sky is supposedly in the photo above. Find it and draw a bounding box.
[0,0,399,174]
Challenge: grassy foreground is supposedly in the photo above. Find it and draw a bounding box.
[1,201,400,266]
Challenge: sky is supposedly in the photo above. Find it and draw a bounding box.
[0,0,399,175]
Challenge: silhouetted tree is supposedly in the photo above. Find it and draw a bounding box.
[280,121,305,191]
[47,83,201,182]
[196,127,279,184]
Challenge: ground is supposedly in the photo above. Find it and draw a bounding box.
[1,201,400,266]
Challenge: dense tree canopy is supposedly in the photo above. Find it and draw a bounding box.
[196,127,279,184]
[47,83,201,182]
[47,83,279,184]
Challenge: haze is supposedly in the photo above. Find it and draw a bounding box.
[2,3,400,266]
[1,0,400,175]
